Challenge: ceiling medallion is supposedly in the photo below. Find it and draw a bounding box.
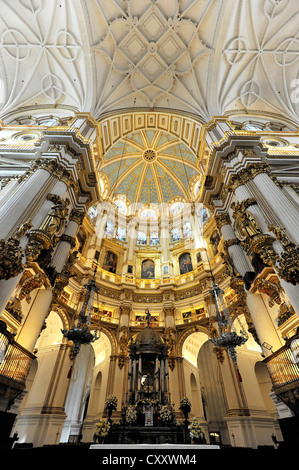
[143,149,156,162]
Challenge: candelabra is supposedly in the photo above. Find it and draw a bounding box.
[62,269,99,359]
[209,281,248,366]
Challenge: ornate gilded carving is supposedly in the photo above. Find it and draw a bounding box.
[215,213,231,230]
[231,200,262,240]
[252,277,282,307]
[249,233,278,267]
[25,196,70,262]
[53,251,78,295]
[0,219,32,280]
[60,234,76,248]
[228,163,271,192]
[268,224,299,285]
[278,302,295,326]
[69,209,85,225]
[39,196,69,237]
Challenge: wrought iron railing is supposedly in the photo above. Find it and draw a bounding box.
[263,332,299,389]
[0,323,35,386]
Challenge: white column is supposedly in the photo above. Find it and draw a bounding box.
[16,288,53,352]
[253,172,299,244]
[220,219,253,276]
[0,168,53,239]
[50,212,83,273]
[246,292,283,355]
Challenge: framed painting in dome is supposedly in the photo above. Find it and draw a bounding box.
[141,259,155,279]
[103,251,117,273]
[179,252,193,274]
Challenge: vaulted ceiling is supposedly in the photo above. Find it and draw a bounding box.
[0,0,298,126]
[99,128,199,204]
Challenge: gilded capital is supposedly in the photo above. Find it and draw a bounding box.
[215,213,231,230]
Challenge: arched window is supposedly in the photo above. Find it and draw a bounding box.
[150,232,159,246]
[170,201,184,215]
[88,205,98,223]
[171,227,181,243]
[183,221,192,238]
[105,220,114,237]
[116,226,126,242]
[103,251,117,274]
[137,231,147,245]
[141,259,155,279]
[179,252,193,274]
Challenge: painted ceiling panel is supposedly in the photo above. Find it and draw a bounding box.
[99,129,198,204]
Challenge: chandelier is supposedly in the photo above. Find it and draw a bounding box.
[209,281,248,367]
[62,268,100,360]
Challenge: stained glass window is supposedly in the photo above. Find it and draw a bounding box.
[150,232,159,246]
[88,204,98,223]
[137,231,147,245]
[170,202,184,215]
[140,208,157,220]
[183,221,192,238]
[105,220,114,237]
[116,226,126,242]
[115,200,127,214]
[171,227,181,243]
[201,207,208,223]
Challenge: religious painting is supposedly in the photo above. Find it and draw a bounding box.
[210,230,221,256]
[141,259,155,279]
[103,251,117,273]
[196,252,202,264]
[179,252,193,274]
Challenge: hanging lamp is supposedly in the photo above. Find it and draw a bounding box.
[61,266,100,359]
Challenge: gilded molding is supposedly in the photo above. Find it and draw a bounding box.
[61,234,76,248]
[69,209,85,225]
[0,219,32,280]
[214,213,231,229]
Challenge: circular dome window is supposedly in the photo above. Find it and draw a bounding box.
[262,137,288,148]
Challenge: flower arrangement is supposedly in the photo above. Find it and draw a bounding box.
[188,417,204,441]
[124,404,137,425]
[159,405,173,424]
[94,419,110,442]
[105,394,118,411]
[179,396,191,412]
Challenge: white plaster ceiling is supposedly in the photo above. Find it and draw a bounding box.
[0,0,298,125]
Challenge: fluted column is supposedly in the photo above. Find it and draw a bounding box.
[50,209,85,273]
[0,159,72,239]
[252,171,299,244]
[215,212,253,277]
